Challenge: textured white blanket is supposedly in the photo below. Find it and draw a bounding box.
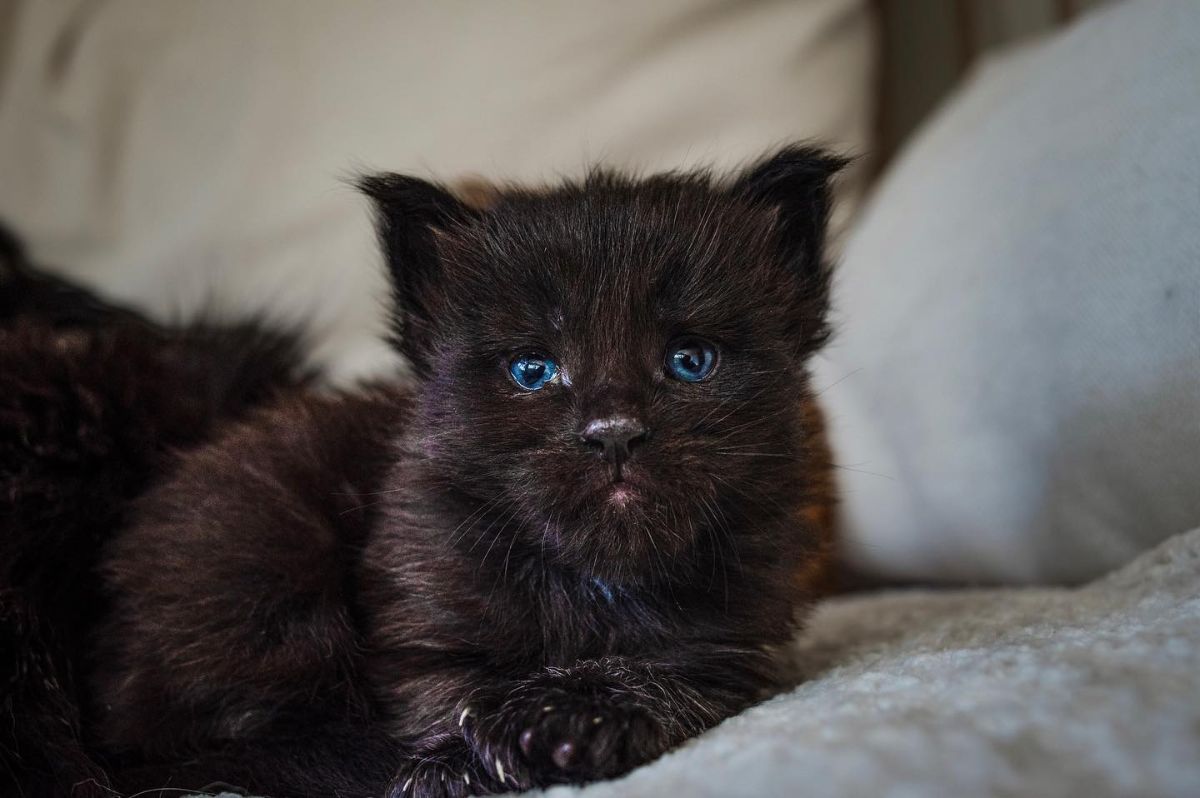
[531,528,1200,798]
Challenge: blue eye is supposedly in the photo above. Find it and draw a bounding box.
[509,354,559,391]
[666,338,718,382]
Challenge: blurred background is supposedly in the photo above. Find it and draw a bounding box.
[0,0,1105,380]
[1,0,1196,588]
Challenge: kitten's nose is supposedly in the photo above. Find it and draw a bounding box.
[580,416,648,472]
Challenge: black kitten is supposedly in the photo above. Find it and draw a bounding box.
[1,145,842,798]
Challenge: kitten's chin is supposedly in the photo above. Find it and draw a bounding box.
[536,487,696,585]
[604,483,639,509]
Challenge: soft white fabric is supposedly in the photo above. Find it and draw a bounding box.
[0,0,874,384]
[815,0,1200,584]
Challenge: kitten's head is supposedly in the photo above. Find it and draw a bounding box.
[362,147,843,585]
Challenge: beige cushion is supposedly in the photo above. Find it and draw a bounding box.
[0,0,874,382]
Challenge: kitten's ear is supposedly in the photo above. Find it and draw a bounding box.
[732,145,848,278]
[732,146,847,352]
[358,173,471,375]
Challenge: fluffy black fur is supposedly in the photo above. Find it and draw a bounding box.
[0,146,843,798]
[0,234,310,796]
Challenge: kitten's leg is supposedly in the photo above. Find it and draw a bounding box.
[386,733,501,798]
[393,653,771,796]
[468,656,753,787]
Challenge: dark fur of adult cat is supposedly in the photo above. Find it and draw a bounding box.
[0,145,842,798]
[0,228,311,796]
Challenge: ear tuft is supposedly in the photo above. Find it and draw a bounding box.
[732,145,848,276]
[358,174,468,228]
[733,145,848,353]
[358,173,471,374]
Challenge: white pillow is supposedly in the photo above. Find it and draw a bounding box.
[0,0,874,383]
[817,0,1200,584]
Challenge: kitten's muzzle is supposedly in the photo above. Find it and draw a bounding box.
[579,415,648,480]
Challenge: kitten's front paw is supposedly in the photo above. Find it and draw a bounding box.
[515,694,666,780]
[464,684,670,787]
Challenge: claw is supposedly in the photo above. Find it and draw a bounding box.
[495,758,506,784]
[402,777,412,794]
[459,707,472,727]
[463,772,471,786]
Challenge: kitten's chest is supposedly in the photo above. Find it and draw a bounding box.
[503,574,685,664]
